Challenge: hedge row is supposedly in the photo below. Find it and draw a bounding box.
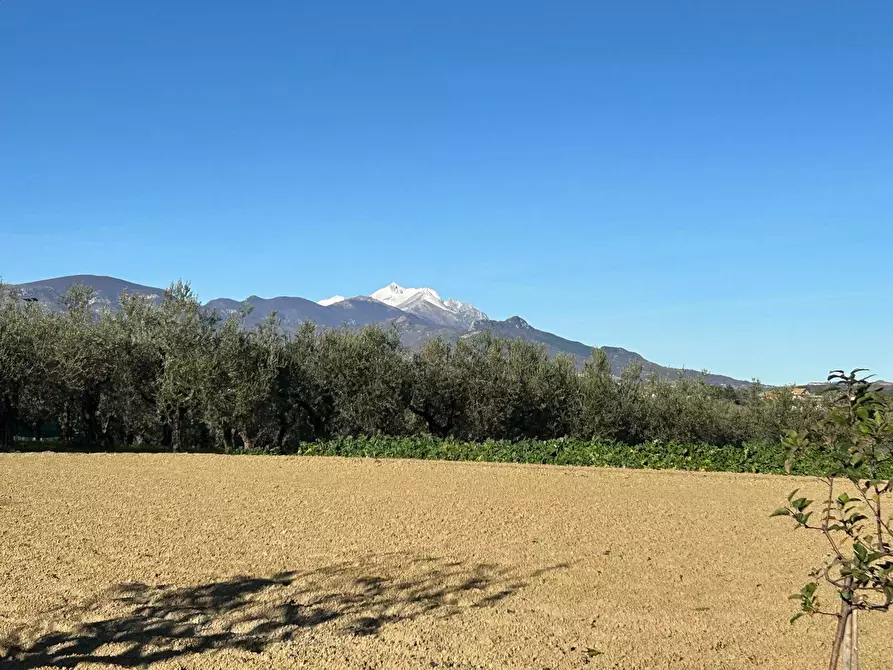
[12,435,882,478]
[284,436,873,477]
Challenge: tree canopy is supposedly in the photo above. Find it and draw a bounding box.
[0,281,826,452]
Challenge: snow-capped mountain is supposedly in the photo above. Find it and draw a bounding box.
[370,283,440,308]
[318,295,345,306]
[369,283,487,328]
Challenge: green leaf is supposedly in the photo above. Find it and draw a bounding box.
[852,571,870,585]
[771,508,791,518]
[790,612,806,624]
[791,497,812,512]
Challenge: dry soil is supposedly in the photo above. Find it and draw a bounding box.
[0,453,891,669]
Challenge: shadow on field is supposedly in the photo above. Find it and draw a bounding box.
[0,555,568,669]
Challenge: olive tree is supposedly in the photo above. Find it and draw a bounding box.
[154,281,217,451]
[53,285,121,446]
[0,284,53,446]
[313,326,407,436]
[104,290,168,444]
[578,349,621,440]
[502,340,579,439]
[275,322,335,444]
[205,310,286,450]
[404,338,468,438]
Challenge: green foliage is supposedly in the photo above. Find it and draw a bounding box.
[404,338,468,437]
[314,325,407,437]
[0,282,50,446]
[774,369,893,669]
[290,435,883,476]
[0,278,848,463]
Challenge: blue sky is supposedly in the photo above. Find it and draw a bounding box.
[1,1,891,385]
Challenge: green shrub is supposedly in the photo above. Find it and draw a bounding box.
[291,435,886,477]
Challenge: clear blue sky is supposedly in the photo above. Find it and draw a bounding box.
[2,1,891,385]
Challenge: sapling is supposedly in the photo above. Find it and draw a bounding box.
[773,370,893,670]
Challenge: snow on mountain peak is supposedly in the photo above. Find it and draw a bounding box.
[319,283,487,327]
[371,283,443,308]
[369,283,487,327]
[318,295,346,306]
[444,298,479,314]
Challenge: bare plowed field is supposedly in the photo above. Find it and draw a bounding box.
[0,454,891,669]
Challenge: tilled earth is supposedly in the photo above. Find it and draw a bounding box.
[0,453,891,669]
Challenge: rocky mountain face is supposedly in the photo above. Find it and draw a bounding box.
[11,275,750,386]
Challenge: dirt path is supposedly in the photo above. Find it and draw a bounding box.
[0,453,890,669]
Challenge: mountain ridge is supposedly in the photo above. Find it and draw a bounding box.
[10,274,751,387]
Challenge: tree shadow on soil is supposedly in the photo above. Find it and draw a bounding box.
[0,554,568,669]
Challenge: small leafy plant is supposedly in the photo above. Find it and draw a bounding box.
[773,369,893,670]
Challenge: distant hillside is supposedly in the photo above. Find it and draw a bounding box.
[11,274,751,387]
[16,275,165,310]
[466,316,748,386]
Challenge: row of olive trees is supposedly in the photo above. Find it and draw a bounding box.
[0,281,825,451]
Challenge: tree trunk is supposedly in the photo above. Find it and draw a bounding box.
[223,426,234,451]
[830,609,847,670]
[830,601,853,670]
[34,422,41,443]
[161,422,173,448]
[0,402,17,448]
[61,403,73,443]
[408,403,450,438]
[240,432,254,451]
[275,413,293,449]
[82,392,102,447]
[173,406,186,453]
[842,609,859,670]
